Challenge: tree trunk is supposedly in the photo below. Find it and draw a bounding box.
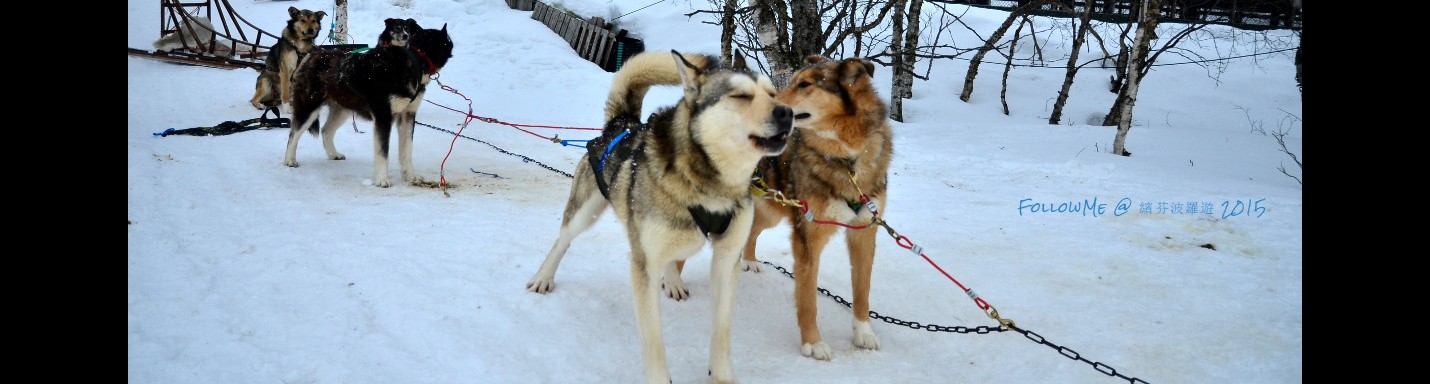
[1049,5,1093,125]
[890,0,907,122]
[1110,0,1162,157]
[720,0,736,66]
[1295,32,1302,96]
[900,0,922,99]
[334,0,349,44]
[786,0,821,88]
[753,0,795,88]
[959,0,1049,102]
[1000,17,1027,116]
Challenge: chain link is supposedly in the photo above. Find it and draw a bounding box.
[417,120,1149,383]
[1014,327,1151,383]
[417,120,574,179]
[758,260,1009,335]
[758,260,1149,383]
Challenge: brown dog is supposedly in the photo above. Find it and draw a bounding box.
[679,55,893,360]
[250,7,325,110]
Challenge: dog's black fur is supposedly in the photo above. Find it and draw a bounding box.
[379,18,419,47]
[284,24,454,187]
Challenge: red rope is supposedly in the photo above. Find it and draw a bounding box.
[423,99,599,142]
[432,74,474,192]
[793,192,1003,320]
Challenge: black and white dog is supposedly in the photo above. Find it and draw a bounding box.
[283,23,454,187]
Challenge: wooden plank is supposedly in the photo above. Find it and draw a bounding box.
[562,16,578,49]
[593,31,614,68]
[576,24,592,59]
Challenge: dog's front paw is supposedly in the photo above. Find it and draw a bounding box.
[801,342,833,361]
[403,172,424,184]
[329,152,346,161]
[853,321,880,350]
[373,176,393,188]
[283,159,299,168]
[739,259,762,273]
[281,104,294,115]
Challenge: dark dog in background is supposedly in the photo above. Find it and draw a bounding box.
[378,18,418,47]
[283,23,454,188]
[250,7,326,110]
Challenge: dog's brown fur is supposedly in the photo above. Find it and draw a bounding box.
[683,55,893,360]
[250,7,325,110]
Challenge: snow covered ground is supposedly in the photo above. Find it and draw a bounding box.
[128,0,1302,382]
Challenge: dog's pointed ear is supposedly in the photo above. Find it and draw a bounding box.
[407,18,421,30]
[442,24,448,34]
[315,11,327,22]
[838,58,875,87]
[732,49,748,71]
[671,50,705,97]
[288,6,300,20]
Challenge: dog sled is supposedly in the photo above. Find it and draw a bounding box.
[129,0,284,70]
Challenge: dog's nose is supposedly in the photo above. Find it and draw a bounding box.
[772,105,793,132]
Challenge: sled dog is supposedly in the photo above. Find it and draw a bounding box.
[250,7,326,110]
[283,23,454,188]
[378,18,418,47]
[525,50,793,383]
[741,55,894,361]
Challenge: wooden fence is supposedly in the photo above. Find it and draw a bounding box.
[511,0,634,72]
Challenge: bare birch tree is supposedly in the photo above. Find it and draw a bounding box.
[721,0,738,65]
[699,0,897,88]
[1109,0,1162,157]
[1048,4,1094,124]
[958,0,1064,103]
[890,0,924,122]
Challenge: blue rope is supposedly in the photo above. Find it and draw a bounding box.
[596,130,629,174]
[559,139,591,148]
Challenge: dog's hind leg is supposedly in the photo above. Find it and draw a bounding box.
[739,201,785,273]
[251,75,272,110]
[661,263,689,301]
[319,107,351,162]
[369,104,396,187]
[284,103,325,168]
[527,163,609,293]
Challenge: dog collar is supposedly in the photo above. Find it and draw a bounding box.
[412,47,438,75]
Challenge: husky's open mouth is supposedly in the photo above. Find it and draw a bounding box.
[753,105,795,153]
[751,130,791,152]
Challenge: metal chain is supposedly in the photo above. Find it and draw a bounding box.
[758,260,1150,383]
[757,260,1008,335]
[417,118,1148,383]
[1013,327,1151,383]
[417,120,574,179]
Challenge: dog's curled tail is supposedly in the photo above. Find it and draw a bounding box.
[604,50,716,122]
